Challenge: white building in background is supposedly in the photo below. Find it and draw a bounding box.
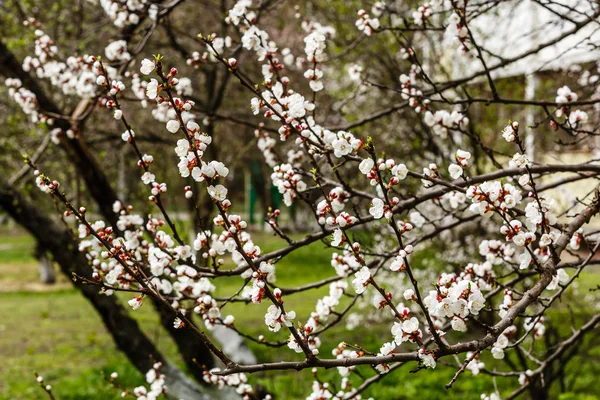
[470,0,600,79]
[448,0,600,214]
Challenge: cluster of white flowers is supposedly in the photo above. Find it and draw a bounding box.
[326,130,360,158]
[207,35,235,61]
[306,380,334,400]
[412,4,433,26]
[225,0,253,25]
[304,31,328,63]
[323,343,383,396]
[568,109,589,127]
[359,157,408,193]
[355,9,380,36]
[241,26,274,61]
[288,281,348,355]
[104,40,131,62]
[5,78,51,126]
[418,349,437,369]
[151,100,195,125]
[490,327,514,359]
[502,122,518,142]
[481,393,501,400]
[312,281,348,322]
[398,66,433,115]
[391,315,421,344]
[524,195,557,231]
[570,228,583,250]
[128,74,149,108]
[423,109,470,139]
[479,239,515,265]
[448,149,471,179]
[423,275,485,332]
[555,85,578,105]
[255,127,278,167]
[524,316,546,339]
[264,304,296,332]
[241,259,277,304]
[73,209,146,296]
[174,125,223,184]
[508,152,529,168]
[332,342,360,379]
[547,268,569,291]
[113,363,168,399]
[498,289,513,318]
[324,210,357,231]
[317,187,352,227]
[304,67,324,92]
[95,0,150,27]
[271,163,307,206]
[421,163,438,188]
[140,59,197,128]
[202,368,254,397]
[250,82,315,124]
[347,63,364,82]
[21,29,104,99]
[351,266,371,294]
[446,12,469,53]
[467,181,523,216]
[555,85,588,126]
[390,246,413,272]
[442,191,467,209]
[465,352,485,375]
[330,250,362,277]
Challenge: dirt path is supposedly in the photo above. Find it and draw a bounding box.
[0,281,71,293]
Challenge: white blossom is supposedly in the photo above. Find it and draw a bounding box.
[140,58,155,75]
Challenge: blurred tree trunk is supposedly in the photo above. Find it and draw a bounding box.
[35,242,56,284]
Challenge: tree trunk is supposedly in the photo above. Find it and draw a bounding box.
[35,243,56,285]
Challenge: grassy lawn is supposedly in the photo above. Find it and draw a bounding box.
[0,226,599,399]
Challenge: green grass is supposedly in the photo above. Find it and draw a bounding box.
[1,227,599,399]
[0,290,139,399]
